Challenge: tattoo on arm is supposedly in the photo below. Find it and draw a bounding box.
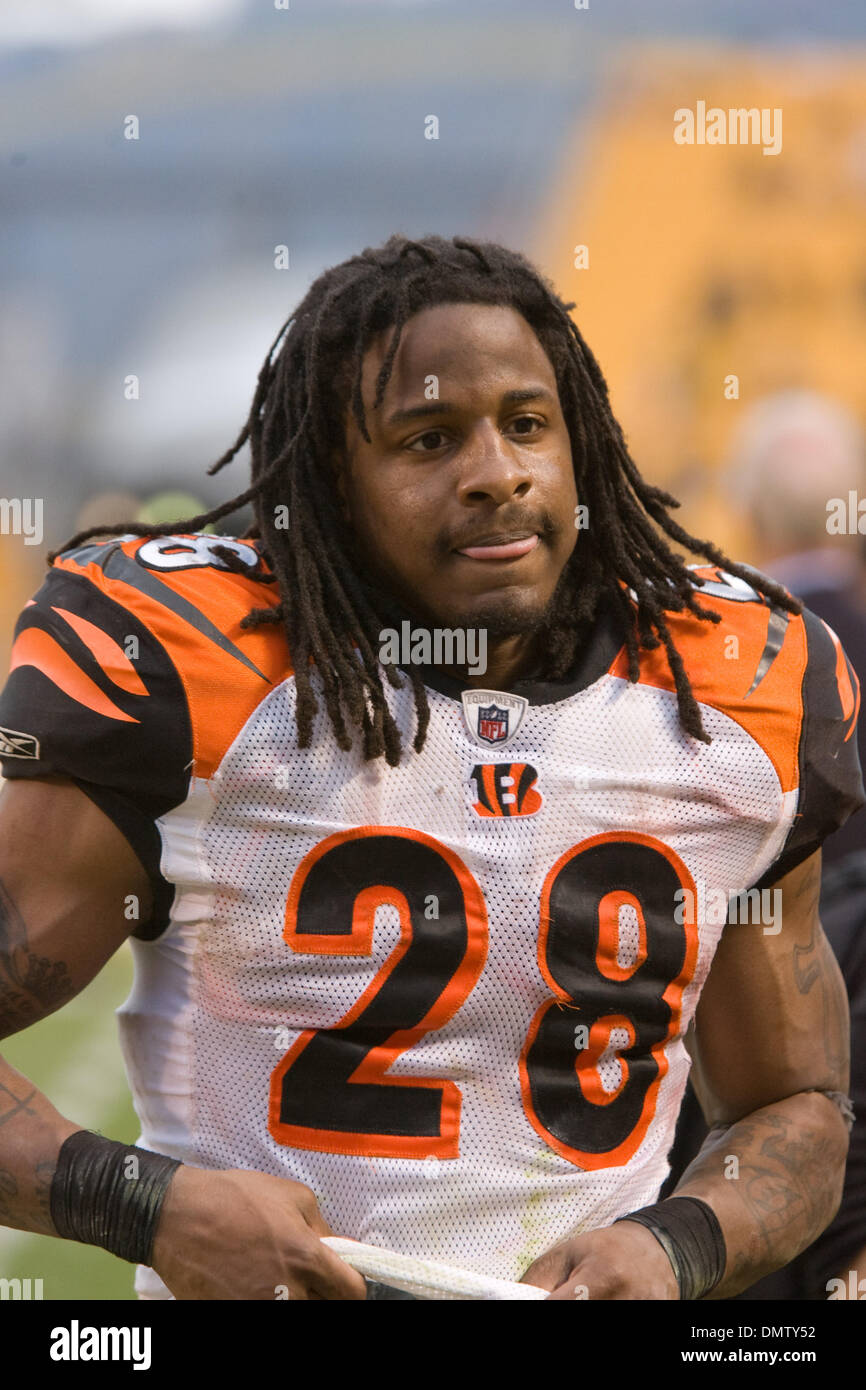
[0,1078,37,1129]
[33,1159,55,1230]
[0,1168,17,1226]
[0,879,74,1034]
[678,1099,849,1293]
[0,1076,59,1235]
[792,917,849,1084]
[0,1153,59,1236]
[0,887,81,1238]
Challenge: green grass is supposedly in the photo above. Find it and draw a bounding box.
[0,944,139,1300]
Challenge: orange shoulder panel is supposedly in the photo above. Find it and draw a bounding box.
[609,570,807,795]
[54,534,292,778]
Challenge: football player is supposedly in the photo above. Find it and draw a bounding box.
[0,235,862,1301]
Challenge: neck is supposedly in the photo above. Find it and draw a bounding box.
[372,584,548,691]
[449,631,541,690]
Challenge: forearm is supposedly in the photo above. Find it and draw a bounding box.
[671,1089,850,1298]
[0,1051,80,1236]
[0,800,148,1243]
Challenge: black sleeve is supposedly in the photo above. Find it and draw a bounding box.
[0,565,193,938]
[757,607,865,890]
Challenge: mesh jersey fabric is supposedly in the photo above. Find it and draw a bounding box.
[0,534,863,1299]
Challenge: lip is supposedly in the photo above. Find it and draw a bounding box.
[455,533,540,561]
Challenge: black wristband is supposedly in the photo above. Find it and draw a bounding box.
[614,1196,726,1300]
[50,1129,182,1266]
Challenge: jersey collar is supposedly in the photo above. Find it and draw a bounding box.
[395,595,627,707]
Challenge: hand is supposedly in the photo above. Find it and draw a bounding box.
[520,1220,680,1301]
[150,1165,368,1300]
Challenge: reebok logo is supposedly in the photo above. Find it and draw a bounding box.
[0,725,39,759]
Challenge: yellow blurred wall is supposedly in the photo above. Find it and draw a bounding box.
[535,45,866,560]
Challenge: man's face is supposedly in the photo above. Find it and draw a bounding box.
[339,302,578,637]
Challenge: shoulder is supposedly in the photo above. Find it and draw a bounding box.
[47,531,290,702]
[0,533,293,941]
[1,533,292,785]
[52,532,280,645]
[614,564,864,868]
[616,563,860,779]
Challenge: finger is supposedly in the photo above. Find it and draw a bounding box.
[307,1242,369,1301]
[304,1205,335,1237]
[545,1280,587,1301]
[519,1252,570,1291]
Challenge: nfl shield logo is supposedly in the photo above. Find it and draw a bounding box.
[461,688,529,749]
[477,704,509,745]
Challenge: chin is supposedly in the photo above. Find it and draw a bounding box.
[450,590,551,638]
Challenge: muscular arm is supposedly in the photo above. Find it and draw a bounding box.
[671,850,850,1298]
[0,776,150,1234]
[0,775,365,1298]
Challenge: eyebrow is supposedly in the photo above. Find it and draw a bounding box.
[385,386,555,427]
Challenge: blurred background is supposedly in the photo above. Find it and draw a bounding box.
[2,0,865,1299]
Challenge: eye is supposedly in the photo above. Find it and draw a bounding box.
[407,429,450,453]
[510,415,544,435]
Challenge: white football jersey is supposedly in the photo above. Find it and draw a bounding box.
[1,533,862,1297]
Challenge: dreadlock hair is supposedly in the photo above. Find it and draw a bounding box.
[52,233,801,766]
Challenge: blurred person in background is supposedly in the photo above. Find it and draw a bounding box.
[665,390,866,1300]
[732,391,866,863]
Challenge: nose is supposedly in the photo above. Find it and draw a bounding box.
[455,420,532,507]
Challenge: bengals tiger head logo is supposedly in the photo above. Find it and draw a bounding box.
[470,763,542,818]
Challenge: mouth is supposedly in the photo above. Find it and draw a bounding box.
[454,533,540,562]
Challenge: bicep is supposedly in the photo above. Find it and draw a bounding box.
[688,850,850,1127]
[0,776,151,1041]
